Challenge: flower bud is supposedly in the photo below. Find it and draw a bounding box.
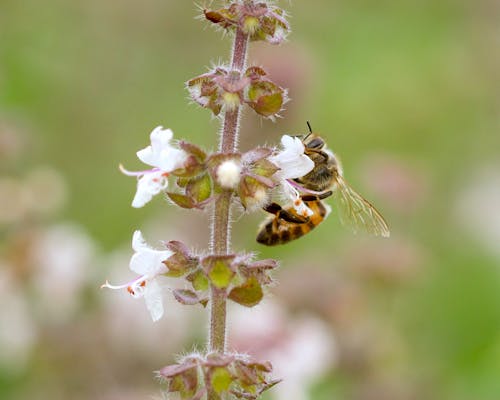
[187,68,247,116]
[203,2,290,45]
[160,353,278,399]
[160,359,200,398]
[216,159,242,189]
[221,91,241,112]
[163,240,199,277]
[188,66,287,118]
[247,80,287,118]
[238,175,270,211]
[242,15,260,35]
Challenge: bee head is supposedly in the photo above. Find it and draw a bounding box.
[302,121,325,150]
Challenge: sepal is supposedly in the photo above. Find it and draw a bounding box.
[159,353,278,399]
[201,255,237,289]
[203,2,290,45]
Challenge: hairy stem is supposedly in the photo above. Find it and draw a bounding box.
[219,28,248,153]
[208,27,248,400]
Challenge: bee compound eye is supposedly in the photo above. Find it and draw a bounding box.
[306,137,324,149]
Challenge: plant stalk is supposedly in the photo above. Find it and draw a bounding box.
[207,27,248,400]
[209,28,249,356]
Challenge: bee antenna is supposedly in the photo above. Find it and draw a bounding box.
[306,121,313,133]
[303,121,313,141]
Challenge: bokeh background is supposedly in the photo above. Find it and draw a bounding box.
[1,0,499,399]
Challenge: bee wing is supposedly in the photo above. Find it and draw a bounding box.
[333,174,390,237]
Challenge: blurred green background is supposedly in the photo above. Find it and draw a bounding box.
[1,0,499,399]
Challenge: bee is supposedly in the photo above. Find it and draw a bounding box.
[256,123,390,246]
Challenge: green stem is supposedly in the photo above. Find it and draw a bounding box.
[207,27,248,400]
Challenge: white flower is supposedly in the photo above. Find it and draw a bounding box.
[101,230,173,322]
[216,159,242,189]
[137,126,187,172]
[121,126,188,208]
[130,170,169,208]
[269,135,315,217]
[269,135,314,181]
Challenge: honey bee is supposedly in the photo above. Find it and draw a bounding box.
[256,123,390,246]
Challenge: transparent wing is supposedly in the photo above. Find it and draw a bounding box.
[333,174,390,237]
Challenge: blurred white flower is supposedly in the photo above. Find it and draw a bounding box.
[229,300,336,400]
[0,267,37,374]
[121,126,188,208]
[271,317,336,400]
[269,135,315,217]
[102,230,172,321]
[454,165,500,257]
[101,250,197,360]
[31,223,95,321]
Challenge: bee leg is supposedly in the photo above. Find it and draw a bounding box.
[263,203,308,224]
[301,190,333,202]
[263,202,283,215]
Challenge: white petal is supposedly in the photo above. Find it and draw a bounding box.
[150,126,173,151]
[144,279,164,322]
[155,147,188,172]
[136,126,187,172]
[136,127,173,167]
[131,171,168,208]
[130,248,170,276]
[270,135,314,180]
[130,231,172,276]
[132,230,147,252]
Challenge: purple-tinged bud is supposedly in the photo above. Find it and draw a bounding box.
[247,80,287,118]
[188,68,251,116]
[163,240,199,277]
[238,175,270,211]
[245,66,287,118]
[203,5,237,29]
[160,352,278,399]
[202,354,235,395]
[188,65,287,118]
[204,353,235,368]
[203,2,290,45]
[160,360,199,398]
[235,146,278,210]
[172,289,208,307]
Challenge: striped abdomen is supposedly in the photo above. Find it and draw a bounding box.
[256,200,330,246]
